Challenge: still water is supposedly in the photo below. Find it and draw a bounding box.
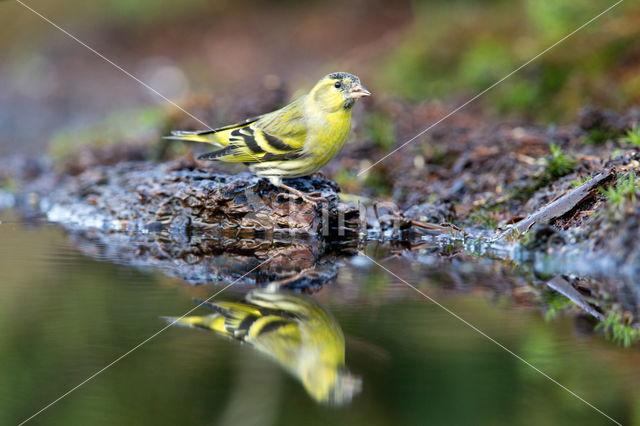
[0,213,638,426]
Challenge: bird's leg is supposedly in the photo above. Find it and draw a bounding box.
[277,183,328,205]
[268,177,328,205]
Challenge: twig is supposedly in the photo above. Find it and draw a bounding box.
[505,168,616,236]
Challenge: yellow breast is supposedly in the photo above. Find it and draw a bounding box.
[305,108,352,166]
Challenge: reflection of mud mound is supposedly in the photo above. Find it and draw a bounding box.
[68,230,340,287]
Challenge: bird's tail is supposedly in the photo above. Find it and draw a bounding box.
[163,314,230,336]
[162,130,221,145]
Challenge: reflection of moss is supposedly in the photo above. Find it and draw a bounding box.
[542,291,575,322]
[596,313,640,348]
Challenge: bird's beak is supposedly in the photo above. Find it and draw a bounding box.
[348,84,371,99]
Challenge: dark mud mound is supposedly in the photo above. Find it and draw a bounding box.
[24,160,361,238]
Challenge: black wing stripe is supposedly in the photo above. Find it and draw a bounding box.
[263,132,295,151]
[236,315,259,337]
[192,116,261,136]
[198,146,237,160]
[259,151,304,162]
[256,319,290,336]
[231,128,265,153]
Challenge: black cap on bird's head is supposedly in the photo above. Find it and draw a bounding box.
[313,72,371,110]
[328,72,371,106]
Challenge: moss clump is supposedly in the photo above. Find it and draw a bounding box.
[542,291,576,321]
[600,170,639,207]
[596,312,640,348]
[584,128,620,145]
[512,144,575,201]
[570,175,592,187]
[620,124,640,146]
[546,144,576,180]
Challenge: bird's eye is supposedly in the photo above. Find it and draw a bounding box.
[334,81,342,89]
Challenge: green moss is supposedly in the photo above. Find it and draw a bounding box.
[596,312,640,348]
[599,170,639,207]
[511,144,575,201]
[620,124,640,146]
[542,291,575,322]
[611,148,625,159]
[585,128,620,145]
[570,175,592,187]
[546,144,576,179]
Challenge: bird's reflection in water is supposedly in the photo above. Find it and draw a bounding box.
[167,288,361,405]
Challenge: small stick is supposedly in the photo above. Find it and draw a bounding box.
[506,168,616,236]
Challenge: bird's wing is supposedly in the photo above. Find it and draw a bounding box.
[167,298,300,341]
[197,98,309,163]
[254,98,307,149]
[163,115,261,144]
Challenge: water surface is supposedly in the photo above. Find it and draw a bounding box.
[0,214,638,426]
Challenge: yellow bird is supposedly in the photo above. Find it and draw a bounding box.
[166,289,361,405]
[166,72,371,203]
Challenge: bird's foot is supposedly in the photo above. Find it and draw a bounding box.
[276,183,327,206]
